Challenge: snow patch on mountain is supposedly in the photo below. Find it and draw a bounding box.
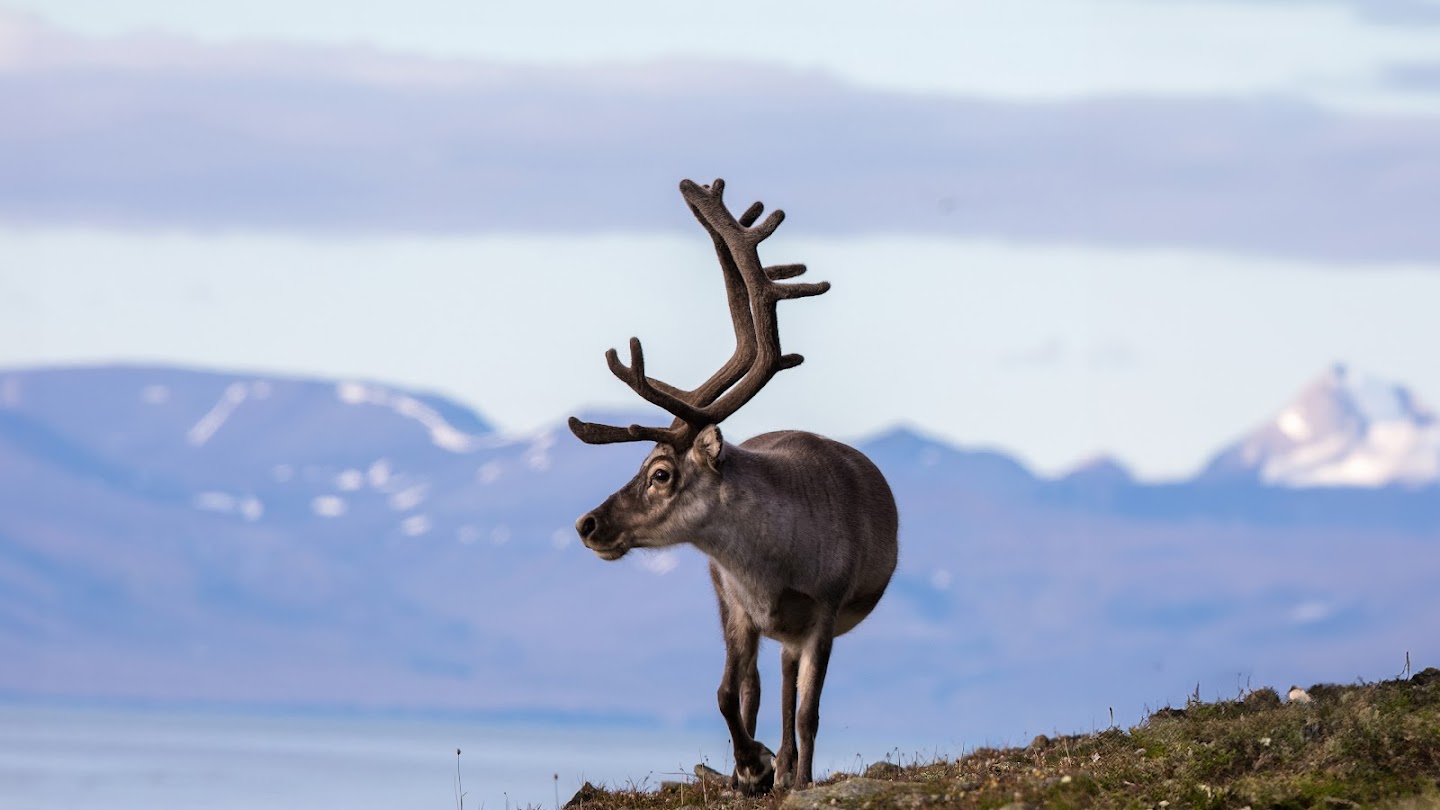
[192,491,264,521]
[638,550,679,576]
[400,514,431,537]
[187,382,257,446]
[334,381,498,453]
[140,384,171,405]
[1206,365,1440,488]
[388,484,427,511]
[312,495,348,517]
[525,431,555,472]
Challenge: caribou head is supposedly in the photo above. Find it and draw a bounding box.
[570,178,828,560]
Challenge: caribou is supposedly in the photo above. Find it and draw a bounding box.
[569,179,898,793]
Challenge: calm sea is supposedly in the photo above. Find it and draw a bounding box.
[0,705,897,810]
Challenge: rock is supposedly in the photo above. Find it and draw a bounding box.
[693,763,727,781]
[783,777,932,809]
[864,760,903,778]
[1411,667,1440,687]
[1287,686,1313,704]
[1027,734,1051,751]
[1242,688,1282,710]
[563,781,603,807]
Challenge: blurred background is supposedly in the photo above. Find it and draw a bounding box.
[2,2,1439,808]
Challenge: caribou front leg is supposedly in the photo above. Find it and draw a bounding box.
[793,615,836,790]
[715,599,773,794]
[742,645,760,740]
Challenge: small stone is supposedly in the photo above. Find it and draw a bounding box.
[563,782,602,808]
[1259,737,1272,747]
[1287,686,1312,704]
[1061,775,1073,784]
[1242,687,1282,710]
[1028,734,1051,751]
[693,763,727,781]
[863,760,903,779]
[783,777,928,810]
[1410,667,1440,686]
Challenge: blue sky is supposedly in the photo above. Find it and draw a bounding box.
[2,0,1438,478]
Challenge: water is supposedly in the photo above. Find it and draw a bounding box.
[0,705,896,810]
[0,705,730,810]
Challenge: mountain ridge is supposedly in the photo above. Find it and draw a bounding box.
[3,362,1438,746]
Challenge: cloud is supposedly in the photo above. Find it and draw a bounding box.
[2,11,1439,263]
[1330,0,1440,25]
[1224,0,1440,25]
[1388,62,1440,91]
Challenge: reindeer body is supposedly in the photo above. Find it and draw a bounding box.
[702,431,896,644]
[569,179,899,793]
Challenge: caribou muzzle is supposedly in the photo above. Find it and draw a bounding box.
[575,509,628,560]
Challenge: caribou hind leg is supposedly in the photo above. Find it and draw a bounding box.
[773,645,800,789]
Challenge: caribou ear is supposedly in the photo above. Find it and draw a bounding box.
[692,424,725,471]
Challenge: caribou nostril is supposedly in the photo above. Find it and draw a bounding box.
[577,513,598,539]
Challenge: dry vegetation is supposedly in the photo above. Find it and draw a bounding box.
[560,667,1440,809]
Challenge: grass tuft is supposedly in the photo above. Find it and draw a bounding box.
[558,666,1440,809]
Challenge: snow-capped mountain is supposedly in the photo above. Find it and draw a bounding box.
[1203,364,1440,488]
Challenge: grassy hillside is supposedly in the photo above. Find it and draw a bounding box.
[563,667,1440,809]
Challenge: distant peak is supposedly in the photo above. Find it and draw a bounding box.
[862,423,947,447]
[1060,454,1134,484]
[1204,365,1440,488]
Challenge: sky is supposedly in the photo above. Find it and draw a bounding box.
[2,0,1439,479]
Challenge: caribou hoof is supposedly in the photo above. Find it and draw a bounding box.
[732,742,776,796]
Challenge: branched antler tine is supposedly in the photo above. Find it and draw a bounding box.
[750,209,785,242]
[603,346,629,381]
[674,179,763,410]
[605,337,644,382]
[567,416,679,446]
[739,201,764,228]
[765,263,807,280]
[773,281,831,300]
[646,377,689,399]
[604,337,711,426]
[625,424,684,444]
[672,177,828,429]
[567,417,635,444]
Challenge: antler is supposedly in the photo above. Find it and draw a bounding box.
[569,178,829,448]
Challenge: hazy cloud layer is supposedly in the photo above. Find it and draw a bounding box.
[1251,0,1440,25]
[1390,62,1440,90]
[2,12,1439,262]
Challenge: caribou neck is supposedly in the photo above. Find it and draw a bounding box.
[682,441,805,584]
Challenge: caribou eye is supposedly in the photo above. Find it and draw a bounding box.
[651,468,671,484]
